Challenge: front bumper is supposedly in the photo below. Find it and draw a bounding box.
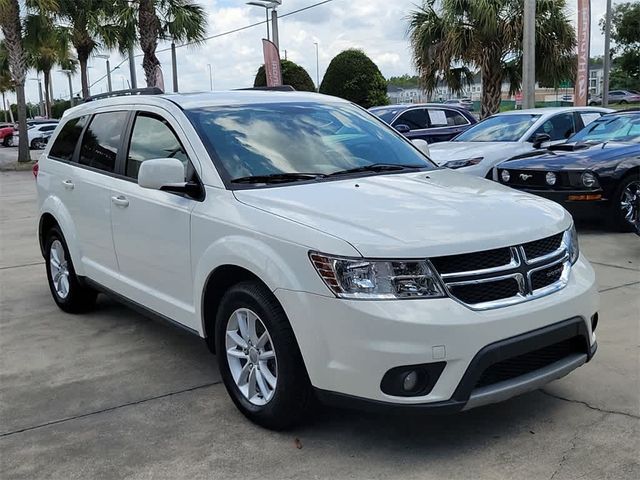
[516,188,610,218]
[275,255,598,409]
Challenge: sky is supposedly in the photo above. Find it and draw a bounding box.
[12,0,619,107]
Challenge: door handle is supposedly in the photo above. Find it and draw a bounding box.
[62,179,74,190]
[111,195,129,208]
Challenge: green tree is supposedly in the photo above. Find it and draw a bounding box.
[0,40,14,123]
[254,60,316,92]
[387,74,421,89]
[111,1,207,88]
[319,49,389,108]
[603,2,640,90]
[409,0,576,118]
[24,13,74,118]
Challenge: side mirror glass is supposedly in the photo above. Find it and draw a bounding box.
[138,158,185,190]
[394,124,411,134]
[531,133,552,149]
[412,138,430,156]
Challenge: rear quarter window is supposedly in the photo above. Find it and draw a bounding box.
[49,117,87,161]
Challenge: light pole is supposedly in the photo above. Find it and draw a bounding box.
[29,77,44,117]
[247,1,281,49]
[602,0,612,106]
[95,54,112,92]
[522,0,536,109]
[207,64,213,91]
[314,42,320,91]
[59,69,74,107]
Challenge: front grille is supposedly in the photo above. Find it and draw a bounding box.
[522,233,563,260]
[431,232,569,309]
[430,247,511,274]
[531,263,565,290]
[474,337,585,389]
[449,278,520,305]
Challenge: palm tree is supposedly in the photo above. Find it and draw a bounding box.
[408,0,576,118]
[24,14,74,118]
[0,41,14,123]
[56,0,117,98]
[114,0,207,88]
[0,0,32,162]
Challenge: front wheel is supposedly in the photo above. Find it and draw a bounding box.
[3,135,13,147]
[613,175,640,232]
[215,281,312,430]
[44,226,97,312]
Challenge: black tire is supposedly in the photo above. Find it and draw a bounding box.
[30,139,38,150]
[215,281,312,430]
[2,135,13,147]
[619,100,628,105]
[44,225,97,313]
[611,174,640,233]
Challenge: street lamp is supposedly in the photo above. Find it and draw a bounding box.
[314,42,320,91]
[29,77,44,117]
[59,69,75,107]
[207,64,213,91]
[247,1,281,49]
[95,54,112,92]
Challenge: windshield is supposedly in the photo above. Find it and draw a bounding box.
[187,102,435,184]
[570,113,640,143]
[454,114,541,142]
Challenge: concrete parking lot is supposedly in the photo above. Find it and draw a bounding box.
[1,169,638,480]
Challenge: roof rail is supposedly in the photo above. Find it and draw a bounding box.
[84,87,164,103]
[236,85,296,92]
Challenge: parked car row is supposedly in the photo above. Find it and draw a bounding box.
[0,119,59,149]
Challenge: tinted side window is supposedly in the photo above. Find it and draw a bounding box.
[79,112,127,173]
[49,117,87,161]
[428,109,469,127]
[393,109,428,130]
[126,113,189,180]
[445,110,469,126]
[531,113,576,141]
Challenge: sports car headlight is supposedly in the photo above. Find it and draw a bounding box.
[444,157,483,169]
[309,253,445,299]
[563,223,580,264]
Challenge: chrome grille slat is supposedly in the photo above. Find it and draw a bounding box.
[431,232,571,310]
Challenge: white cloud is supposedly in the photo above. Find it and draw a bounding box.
[10,0,621,107]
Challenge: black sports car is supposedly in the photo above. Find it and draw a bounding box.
[496,110,640,233]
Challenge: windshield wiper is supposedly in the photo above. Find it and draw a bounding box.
[231,172,324,184]
[326,163,424,177]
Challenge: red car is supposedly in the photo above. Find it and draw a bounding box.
[0,123,16,146]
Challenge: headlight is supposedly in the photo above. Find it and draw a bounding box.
[310,253,445,299]
[444,157,483,169]
[501,170,510,182]
[545,172,557,186]
[563,223,579,264]
[582,172,598,188]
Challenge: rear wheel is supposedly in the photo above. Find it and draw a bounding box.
[215,281,312,430]
[3,135,13,147]
[612,175,640,232]
[45,226,97,312]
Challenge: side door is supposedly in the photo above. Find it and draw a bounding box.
[109,109,201,329]
[424,107,471,143]
[67,111,126,287]
[391,108,429,141]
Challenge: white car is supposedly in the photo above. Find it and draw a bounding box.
[36,90,599,429]
[11,122,58,149]
[428,107,612,178]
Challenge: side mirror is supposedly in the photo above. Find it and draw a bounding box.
[394,124,411,134]
[531,133,552,149]
[138,158,185,190]
[412,139,430,156]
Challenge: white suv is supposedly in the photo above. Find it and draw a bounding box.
[36,90,599,429]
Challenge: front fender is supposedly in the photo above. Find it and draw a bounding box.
[39,195,85,276]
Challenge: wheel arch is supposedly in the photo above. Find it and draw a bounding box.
[39,197,85,275]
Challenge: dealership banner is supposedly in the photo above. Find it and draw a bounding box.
[575,0,591,106]
[262,39,283,87]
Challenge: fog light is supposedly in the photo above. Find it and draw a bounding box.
[582,172,597,188]
[501,170,510,182]
[546,172,557,186]
[402,371,419,392]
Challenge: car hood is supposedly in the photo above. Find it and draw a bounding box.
[233,169,571,258]
[428,142,527,165]
[499,142,640,171]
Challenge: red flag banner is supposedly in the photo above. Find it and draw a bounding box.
[262,39,282,87]
[575,0,591,106]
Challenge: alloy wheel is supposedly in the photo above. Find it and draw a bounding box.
[620,181,640,229]
[49,239,70,299]
[225,308,278,406]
